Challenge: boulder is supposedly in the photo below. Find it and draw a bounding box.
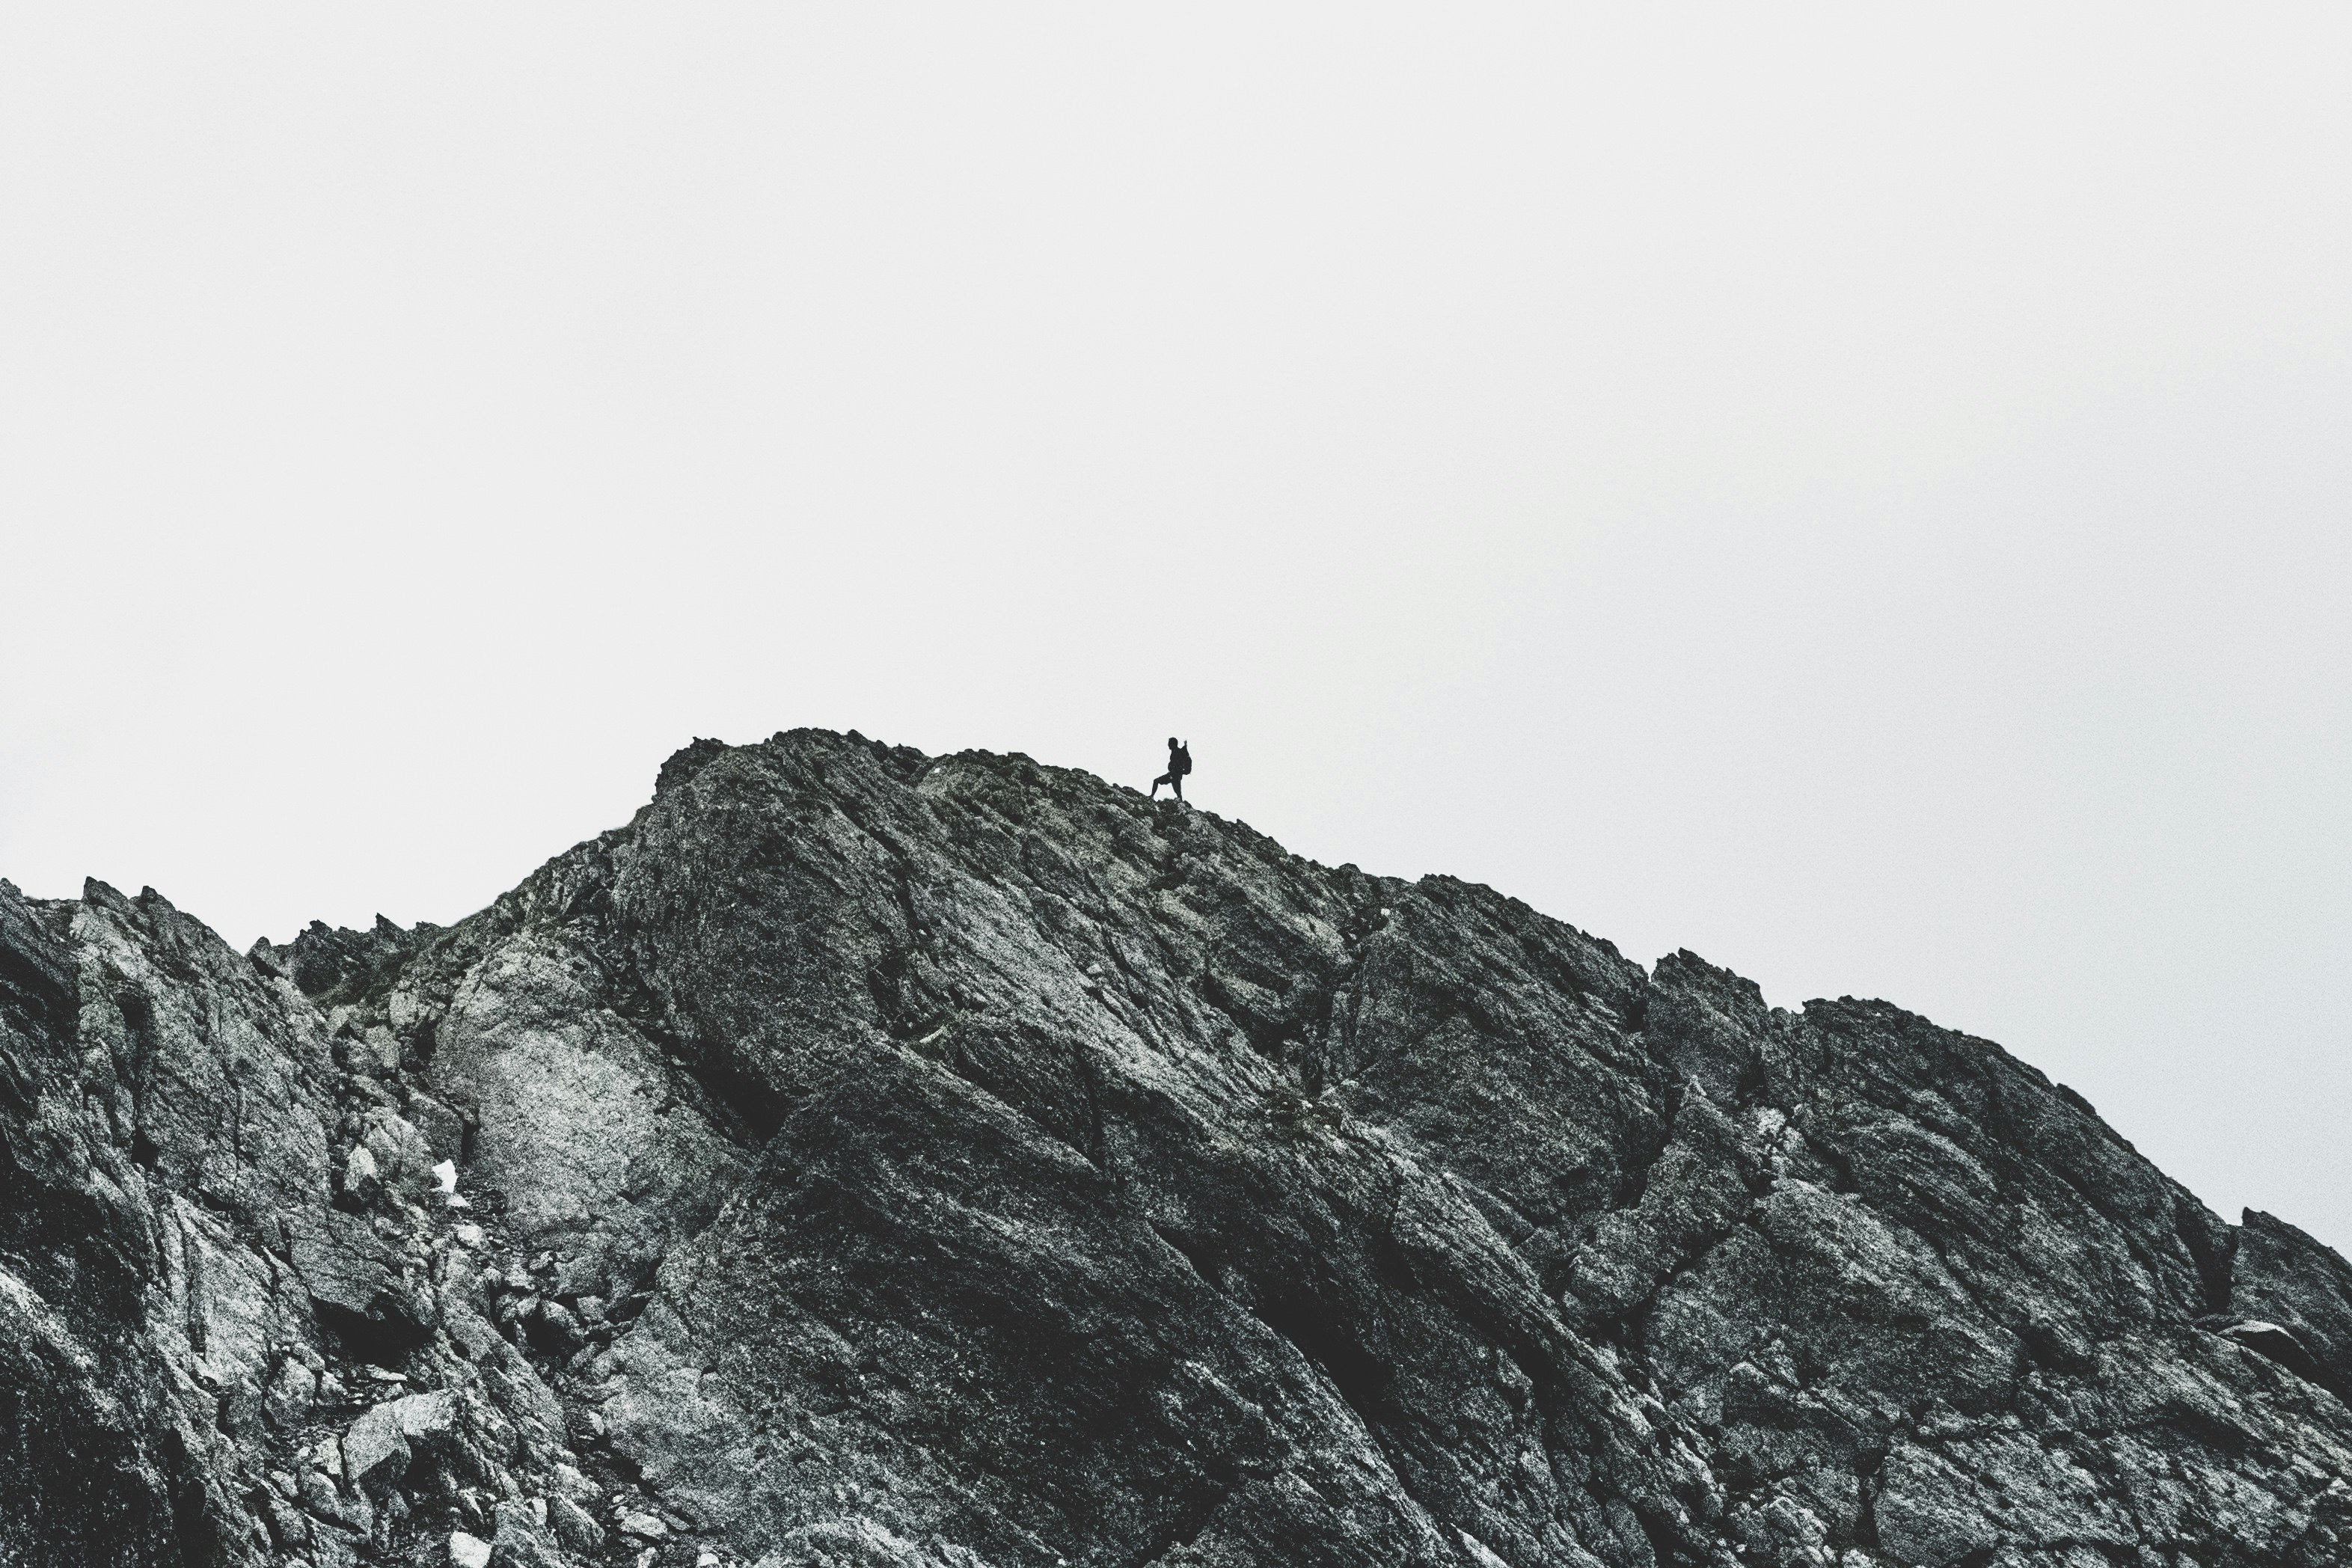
[547,1494,604,1552]
[342,1400,409,1490]
[488,1498,565,1568]
[263,1353,317,1430]
[393,1388,459,1454]
[361,1106,437,1203]
[341,1143,382,1207]
[285,1207,430,1339]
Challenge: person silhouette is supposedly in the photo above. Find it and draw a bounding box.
[1150,737,1192,802]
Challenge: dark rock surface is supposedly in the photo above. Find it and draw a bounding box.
[6,726,2351,1567]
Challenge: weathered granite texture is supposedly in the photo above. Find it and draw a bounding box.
[4,727,2350,1568]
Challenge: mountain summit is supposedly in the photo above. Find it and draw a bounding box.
[5,729,2349,1568]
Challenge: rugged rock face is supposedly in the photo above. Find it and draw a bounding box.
[5,726,2351,1568]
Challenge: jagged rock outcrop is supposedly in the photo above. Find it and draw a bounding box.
[5,727,2351,1568]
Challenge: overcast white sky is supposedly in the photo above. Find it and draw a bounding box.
[3,7,2347,1247]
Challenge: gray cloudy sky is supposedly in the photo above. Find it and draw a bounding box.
[4,8,2347,1246]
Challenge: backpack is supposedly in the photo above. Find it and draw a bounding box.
[1172,744,1192,776]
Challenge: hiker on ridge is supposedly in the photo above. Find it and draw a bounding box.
[1150,738,1192,802]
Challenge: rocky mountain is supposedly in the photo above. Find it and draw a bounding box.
[5,728,2351,1568]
